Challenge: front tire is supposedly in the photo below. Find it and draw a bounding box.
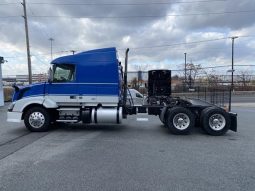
[200,107,230,136]
[24,107,50,132]
[166,107,195,135]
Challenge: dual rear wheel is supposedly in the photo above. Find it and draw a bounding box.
[165,107,195,135]
[164,106,230,136]
[200,107,230,136]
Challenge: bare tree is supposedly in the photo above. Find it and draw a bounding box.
[186,63,202,87]
[201,69,221,87]
[237,70,252,88]
[130,77,138,89]
[134,64,150,71]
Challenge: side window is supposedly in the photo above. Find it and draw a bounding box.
[53,64,75,82]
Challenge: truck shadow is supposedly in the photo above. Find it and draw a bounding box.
[159,124,215,136]
[52,123,127,132]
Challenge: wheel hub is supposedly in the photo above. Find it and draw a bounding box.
[209,114,226,131]
[29,112,45,128]
[173,113,190,130]
[177,118,184,125]
[213,118,219,125]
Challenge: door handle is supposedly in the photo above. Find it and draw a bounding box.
[70,96,76,99]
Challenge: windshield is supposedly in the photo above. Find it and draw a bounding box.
[53,64,75,82]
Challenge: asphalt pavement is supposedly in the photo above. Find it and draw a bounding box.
[0,104,255,191]
[232,94,255,103]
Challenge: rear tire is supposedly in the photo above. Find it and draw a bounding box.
[200,107,230,136]
[24,107,50,132]
[166,107,195,135]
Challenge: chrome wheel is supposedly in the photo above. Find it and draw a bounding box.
[209,114,226,131]
[173,113,190,130]
[29,112,45,129]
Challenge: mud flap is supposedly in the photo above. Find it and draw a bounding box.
[229,112,237,132]
[159,107,168,123]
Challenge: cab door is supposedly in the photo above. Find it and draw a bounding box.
[45,64,78,105]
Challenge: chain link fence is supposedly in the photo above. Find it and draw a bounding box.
[127,71,255,108]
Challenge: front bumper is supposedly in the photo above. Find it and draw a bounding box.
[7,111,22,123]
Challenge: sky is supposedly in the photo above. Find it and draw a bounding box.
[0,0,255,77]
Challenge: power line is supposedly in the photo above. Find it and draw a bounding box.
[27,3,51,40]
[2,35,253,59]
[2,36,246,60]
[1,9,254,19]
[32,55,49,66]
[27,0,227,6]
[0,16,21,19]
[171,65,255,71]
[126,35,254,50]
[29,37,232,55]
[5,50,71,59]
[0,3,18,5]
[43,37,229,52]
[130,37,229,50]
[201,65,255,70]
[28,10,255,19]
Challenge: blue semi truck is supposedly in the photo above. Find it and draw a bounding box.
[7,47,237,135]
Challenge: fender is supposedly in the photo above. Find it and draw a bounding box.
[12,96,58,112]
[42,98,58,108]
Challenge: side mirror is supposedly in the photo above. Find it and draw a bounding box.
[12,83,20,91]
[48,67,53,83]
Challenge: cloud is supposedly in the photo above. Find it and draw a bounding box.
[0,0,254,76]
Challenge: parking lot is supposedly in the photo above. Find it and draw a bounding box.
[0,104,255,191]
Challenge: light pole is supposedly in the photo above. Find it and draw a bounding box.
[49,38,54,60]
[228,36,238,111]
[184,52,187,86]
[231,36,238,91]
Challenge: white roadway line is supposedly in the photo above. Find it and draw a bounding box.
[136,118,149,121]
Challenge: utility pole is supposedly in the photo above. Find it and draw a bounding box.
[49,38,54,60]
[231,36,238,91]
[184,53,187,87]
[21,0,32,84]
[228,36,238,111]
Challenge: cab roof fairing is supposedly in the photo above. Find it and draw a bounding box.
[50,47,118,66]
[50,47,121,96]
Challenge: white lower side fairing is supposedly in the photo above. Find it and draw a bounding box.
[45,95,120,107]
[7,111,22,123]
[8,95,120,123]
[12,94,120,112]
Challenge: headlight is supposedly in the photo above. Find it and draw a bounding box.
[8,102,15,112]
